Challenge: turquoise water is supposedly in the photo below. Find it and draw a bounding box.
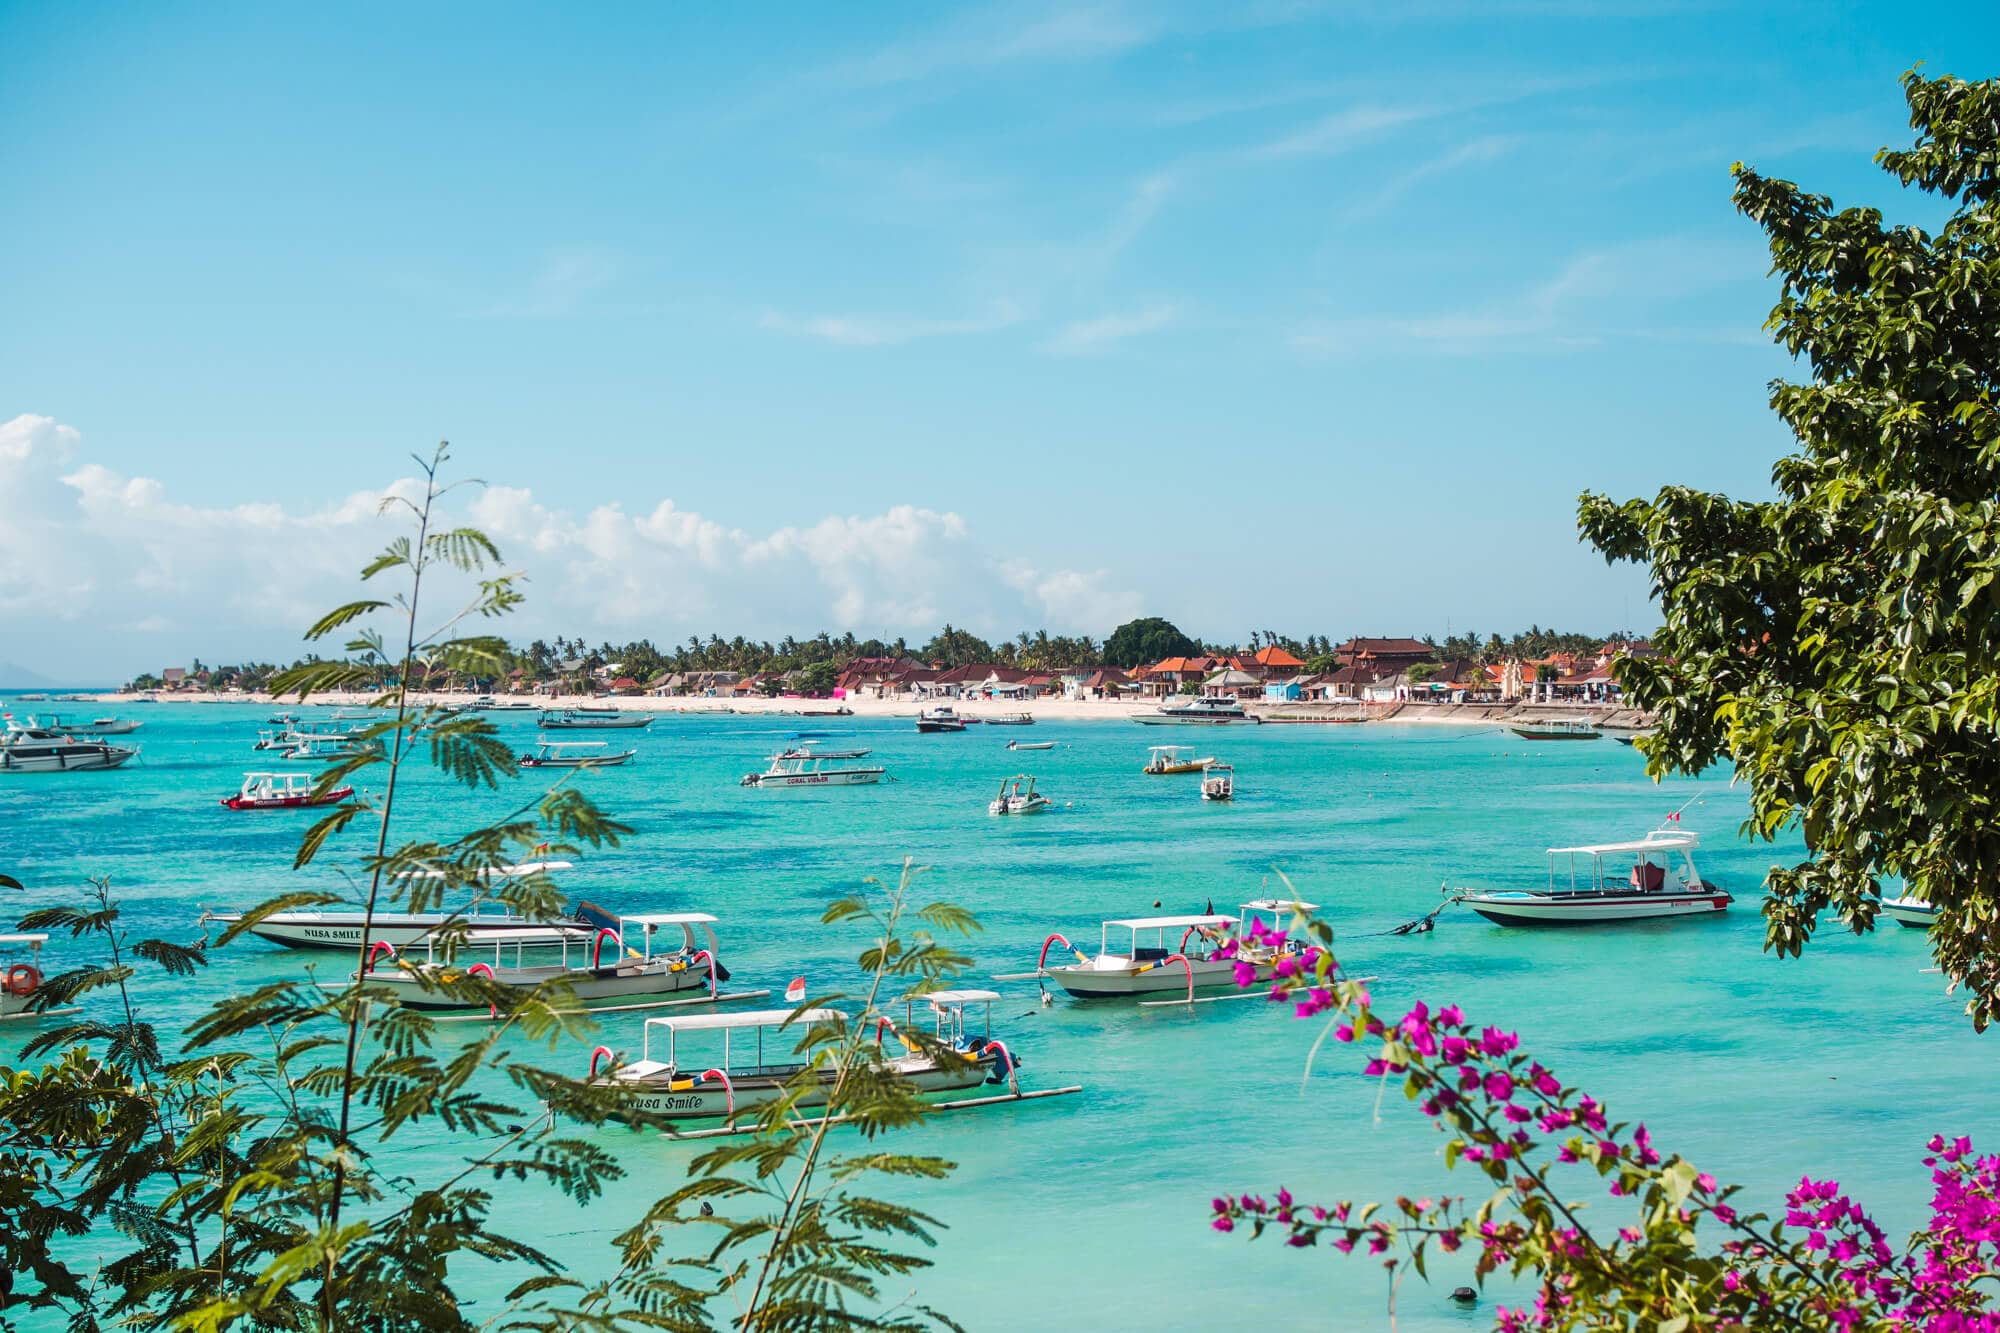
[1,704,1984,1330]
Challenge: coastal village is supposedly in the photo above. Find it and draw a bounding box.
[119,635,1652,714]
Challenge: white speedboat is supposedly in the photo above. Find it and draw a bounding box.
[361,911,740,1012]
[199,862,598,951]
[539,708,652,730]
[0,720,138,771]
[916,705,966,733]
[1007,739,1058,751]
[741,752,886,789]
[1880,896,1936,928]
[988,774,1052,816]
[1452,829,1729,926]
[1130,696,1262,725]
[1200,763,1235,801]
[585,991,1017,1124]
[1007,900,1318,1001]
[518,740,637,768]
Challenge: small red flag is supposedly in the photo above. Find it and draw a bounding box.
[785,977,806,1004]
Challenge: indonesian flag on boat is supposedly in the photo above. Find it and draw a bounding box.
[785,977,806,1005]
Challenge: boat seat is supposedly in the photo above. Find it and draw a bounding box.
[1630,863,1666,891]
[612,1060,669,1080]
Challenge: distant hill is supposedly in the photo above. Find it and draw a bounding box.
[0,661,57,689]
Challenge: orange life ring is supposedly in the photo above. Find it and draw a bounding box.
[6,964,40,996]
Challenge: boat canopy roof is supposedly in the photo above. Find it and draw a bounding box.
[401,859,575,879]
[646,1007,844,1034]
[620,912,719,926]
[243,771,313,781]
[1106,913,1234,930]
[0,933,49,946]
[1240,898,1321,913]
[1147,745,1194,754]
[534,739,609,748]
[918,988,1000,1007]
[1547,832,1699,856]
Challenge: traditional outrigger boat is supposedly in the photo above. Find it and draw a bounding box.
[519,740,637,769]
[0,934,78,1022]
[222,771,353,810]
[1,720,138,772]
[358,911,756,1012]
[999,900,1319,1002]
[988,775,1053,816]
[1880,896,1936,928]
[1143,746,1213,775]
[916,705,966,733]
[285,735,384,762]
[200,862,601,951]
[584,991,1020,1125]
[1200,763,1235,801]
[539,708,653,731]
[1450,828,1729,926]
[1507,719,1603,741]
[741,752,886,788]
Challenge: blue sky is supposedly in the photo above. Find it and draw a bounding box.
[2,2,1994,678]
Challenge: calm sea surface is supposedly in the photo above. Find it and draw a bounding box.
[0,702,1982,1329]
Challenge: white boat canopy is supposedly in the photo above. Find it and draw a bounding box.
[400,860,576,880]
[0,933,49,946]
[1546,832,1699,856]
[1239,899,1321,914]
[1104,914,1234,931]
[647,1007,844,1034]
[917,989,1001,1007]
[619,912,720,927]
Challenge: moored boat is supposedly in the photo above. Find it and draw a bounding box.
[1199,763,1235,801]
[1,719,138,772]
[1130,696,1261,726]
[777,745,872,761]
[360,911,742,1011]
[1006,900,1318,1001]
[1451,829,1729,926]
[539,708,652,730]
[1508,718,1603,741]
[1880,896,1936,928]
[984,712,1034,726]
[285,735,384,762]
[988,774,1053,815]
[0,934,78,1022]
[1143,745,1213,775]
[916,705,966,733]
[584,992,1018,1125]
[199,862,600,951]
[222,771,354,810]
[1007,739,1058,751]
[35,713,143,736]
[519,740,637,768]
[741,752,886,788]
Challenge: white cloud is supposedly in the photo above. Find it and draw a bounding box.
[1043,304,1176,355]
[757,301,1025,347]
[1247,103,1438,161]
[0,415,1136,673]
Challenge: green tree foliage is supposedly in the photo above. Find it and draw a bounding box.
[1579,71,2000,1025]
[918,623,994,668]
[1102,617,1200,668]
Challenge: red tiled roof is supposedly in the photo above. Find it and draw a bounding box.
[1253,646,1304,668]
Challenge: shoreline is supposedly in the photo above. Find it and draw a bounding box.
[74,690,1653,728]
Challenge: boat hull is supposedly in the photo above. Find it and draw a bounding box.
[1507,728,1602,741]
[1052,957,1270,998]
[743,768,884,788]
[1881,898,1936,928]
[0,748,136,772]
[1461,890,1730,926]
[540,717,652,730]
[601,1054,996,1123]
[211,914,591,951]
[1130,715,1260,726]
[369,960,716,1010]
[915,721,965,733]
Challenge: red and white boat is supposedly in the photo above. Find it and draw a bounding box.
[1452,829,1729,926]
[222,771,353,810]
[1000,899,1319,1002]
